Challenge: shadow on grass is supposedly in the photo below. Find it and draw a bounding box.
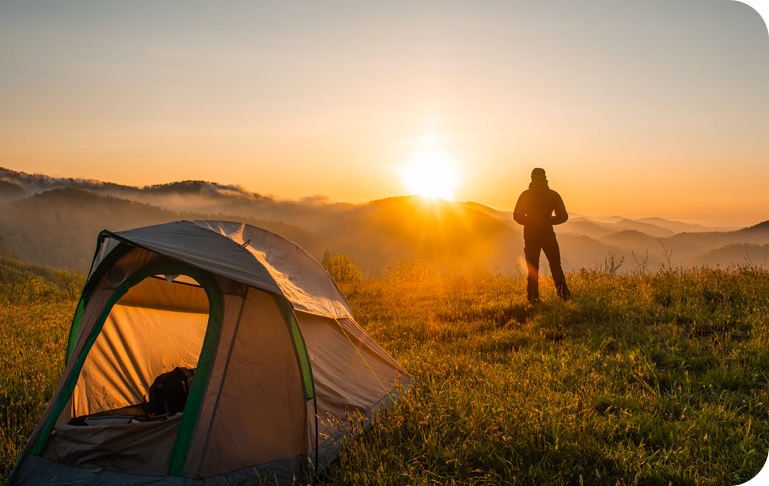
[486,302,538,326]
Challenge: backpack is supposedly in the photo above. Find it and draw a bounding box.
[148,367,195,415]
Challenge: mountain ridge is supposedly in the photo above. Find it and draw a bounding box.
[1,166,767,274]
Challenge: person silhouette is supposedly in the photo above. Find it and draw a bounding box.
[513,168,570,303]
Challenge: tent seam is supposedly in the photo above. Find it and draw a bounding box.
[189,220,356,318]
[184,220,283,295]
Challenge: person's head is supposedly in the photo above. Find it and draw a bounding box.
[531,168,547,181]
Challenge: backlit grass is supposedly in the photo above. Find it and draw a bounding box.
[1,260,768,485]
[324,266,769,485]
[1,259,82,483]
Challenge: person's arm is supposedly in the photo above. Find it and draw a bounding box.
[513,192,528,226]
[551,192,568,225]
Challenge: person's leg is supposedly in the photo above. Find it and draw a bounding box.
[523,236,541,303]
[542,232,570,300]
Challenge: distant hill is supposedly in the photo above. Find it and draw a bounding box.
[320,195,521,275]
[0,166,267,201]
[636,217,725,234]
[666,221,769,258]
[0,166,355,231]
[460,201,514,223]
[559,217,692,239]
[0,188,178,270]
[0,188,319,272]
[0,166,134,198]
[737,220,769,235]
[142,180,266,200]
[0,180,25,201]
[557,234,624,271]
[564,215,730,238]
[558,219,615,239]
[571,214,626,224]
[599,230,661,253]
[697,243,769,268]
[610,219,675,238]
[0,189,522,276]
[2,166,768,274]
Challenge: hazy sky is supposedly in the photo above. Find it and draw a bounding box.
[1,0,767,225]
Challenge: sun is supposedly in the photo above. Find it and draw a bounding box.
[400,149,460,201]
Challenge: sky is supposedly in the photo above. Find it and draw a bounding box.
[1,0,768,226]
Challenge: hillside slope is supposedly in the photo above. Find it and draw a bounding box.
[0,188,319,271]
[2,166,768,274]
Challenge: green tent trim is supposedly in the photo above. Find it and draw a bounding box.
[275,296,315,401]
[64,239,132,363]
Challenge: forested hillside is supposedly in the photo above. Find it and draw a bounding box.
[1,166,768,275]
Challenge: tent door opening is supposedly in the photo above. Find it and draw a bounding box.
[39,269,216,476]
[71,273,209,422]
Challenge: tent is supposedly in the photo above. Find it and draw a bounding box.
[10,220,410,485]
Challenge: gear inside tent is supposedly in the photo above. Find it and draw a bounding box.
[10,220,410,486]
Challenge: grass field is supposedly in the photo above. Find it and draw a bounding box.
[2,256,768,485]
[0,256,84,484]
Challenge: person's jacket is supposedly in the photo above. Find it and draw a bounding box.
[513,181,568,229]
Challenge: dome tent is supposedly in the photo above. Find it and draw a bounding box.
[10,220,410,485]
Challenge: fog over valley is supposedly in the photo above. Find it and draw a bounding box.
[1,166,767,276]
